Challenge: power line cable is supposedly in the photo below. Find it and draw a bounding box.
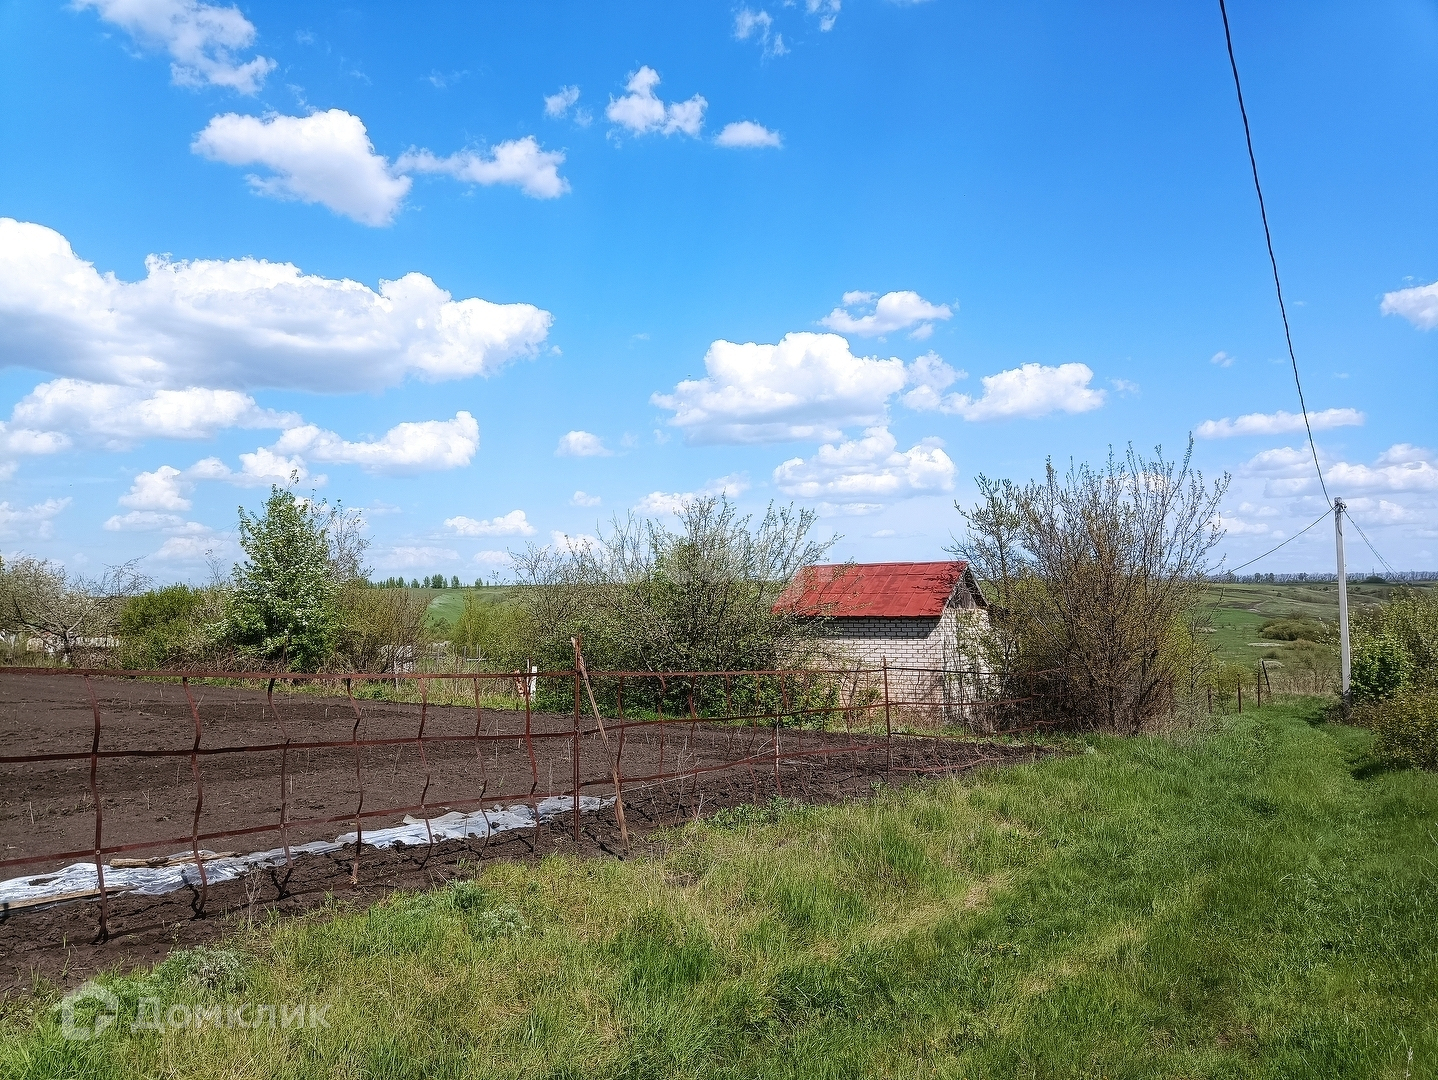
[1217,0,1332,508]
[1344,511,1399,579]
[1221,507,1332,576]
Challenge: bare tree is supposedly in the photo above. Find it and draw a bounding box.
[316,501,370,587]
[0,554,147,665]
[954,442,1227,732]
[332,585,432,673]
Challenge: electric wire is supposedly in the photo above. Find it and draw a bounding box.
[1217,0,1332,508]
[1345,511,1400,580]
[1222,507,1332,576]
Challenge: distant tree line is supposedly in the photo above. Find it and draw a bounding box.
[1209,571,1438,584]
[373,574,475,589]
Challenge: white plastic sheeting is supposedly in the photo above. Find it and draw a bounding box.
[0,795,612,910]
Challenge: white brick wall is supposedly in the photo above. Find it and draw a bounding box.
[826,606,987,670]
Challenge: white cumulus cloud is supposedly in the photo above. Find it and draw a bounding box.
[0,219,552,392]
[715,121,782,149]
[773,428,954,499]
[77,0,276,93]
[1242,443,1438,497]
[118,449,316,511]
[272,412,479,474]
[807,0,841,31]
[152,531,229,562]
[193,110,412,226]
[634,474,750,516]
[571,490,601,507]
[106,513,218,562]
[395,137,569,200]
[1329,456,1438,495]
[383,546,460,569]
[0,424,70,457]
[550,531,599,554]
[10,379,297,448]
[544,85,581,118]
[0,497,71,539]
[906,362,1105,421]
[1216,513,1275,537]
[119,465,193,510]
[899,352,966,411]
[1381,281,1438,330]
[1195,408,1364,439]
[820,290,953,339]
[104,510,186,531]
[734,8,788,56]
[634,491,691,516]
[606,67,707,138]
[556,430,612,457]
[652,331,906,444]
[1377,443,1435,466]
[443,510,535,537]
[0,420,71,478]
[194,111,571,223]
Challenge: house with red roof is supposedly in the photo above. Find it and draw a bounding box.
[776,560,988,670]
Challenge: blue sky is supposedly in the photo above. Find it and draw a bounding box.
[1,0,1434,581]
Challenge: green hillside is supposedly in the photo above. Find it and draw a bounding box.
[1200,581,1435,693]
[422,586,520,632]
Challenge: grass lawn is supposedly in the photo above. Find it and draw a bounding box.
[5,699,1434,1078]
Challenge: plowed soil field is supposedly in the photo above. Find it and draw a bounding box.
[0,673,1044,989]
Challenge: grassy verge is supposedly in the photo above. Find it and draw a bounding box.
[4,699,1434,1078]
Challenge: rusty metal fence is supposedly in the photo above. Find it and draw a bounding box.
[0,661,1053,939]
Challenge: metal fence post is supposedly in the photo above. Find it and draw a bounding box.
[573,667,581,845]
[269,677,293,872]
[181,677,209,915]
[882,658,892,769]
[83,676,108,941]
[343,679,365,886]
[418,677,435,850]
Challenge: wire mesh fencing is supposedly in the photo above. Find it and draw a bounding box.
[0,661,1056,940]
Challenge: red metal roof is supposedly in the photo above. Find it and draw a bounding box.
[775,560,976,618]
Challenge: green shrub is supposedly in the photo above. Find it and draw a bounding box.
[1258,616,1326,642]
[1368,688,1438,770]
[1350,633,1413,704]
[450,592,530,667]
[116,585,221,669]
[1350,587,1438,704]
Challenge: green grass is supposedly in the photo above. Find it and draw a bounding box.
[422,586,520,633]
[1202,581,1434,668]
[5,699,1435,1078]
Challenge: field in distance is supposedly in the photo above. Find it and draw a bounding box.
[1201,579,1433,669]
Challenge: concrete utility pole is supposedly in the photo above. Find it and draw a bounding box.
[1334,498,1350,698]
